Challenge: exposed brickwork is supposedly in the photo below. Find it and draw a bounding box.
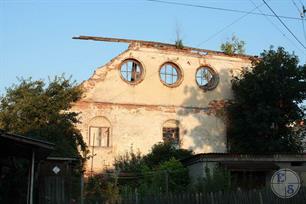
[71,41,253,173]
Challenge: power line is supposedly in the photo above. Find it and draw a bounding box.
[296,0,306,45]
[298,0,304,7]
[263,0,306,50]
[292,0,302,15]
[146,0,305,21]
[196,2,264,47]
[302,17,306,45]
[249,0,305,54]
[291,0,306,50]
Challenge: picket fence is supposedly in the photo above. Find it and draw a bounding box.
[119,187,306,204]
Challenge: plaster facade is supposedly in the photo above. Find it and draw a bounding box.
[71,42,253,173]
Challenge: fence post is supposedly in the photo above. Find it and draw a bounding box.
[80,174,84,204]
[210,192,214,204]
[135,188,138,204]
[258,191,263,204]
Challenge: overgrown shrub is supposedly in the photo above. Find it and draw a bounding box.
[194,166,233,193]
[143,142,193,168]
[84,172,120,204]
[113,142,193,195]
[114,147,144,172]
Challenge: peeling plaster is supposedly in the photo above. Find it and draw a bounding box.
[71,44,252,173]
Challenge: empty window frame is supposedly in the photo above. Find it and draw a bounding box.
[159,63,182,86]
[120,59,143,84]
[196,66,219,90]
[89,127,110,147]
[162,120,180,146]
[163,127,179,145]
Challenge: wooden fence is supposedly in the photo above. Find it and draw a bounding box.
[119,187,306,204]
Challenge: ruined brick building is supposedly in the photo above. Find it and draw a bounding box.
[71,36,253,173]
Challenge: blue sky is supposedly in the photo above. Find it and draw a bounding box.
[1,0,306,94]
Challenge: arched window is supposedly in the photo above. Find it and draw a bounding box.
[162,120,180,146]
[159,63,182,87]
[195,66,219,90]
[88,117,111,147]
[120,59,144,84]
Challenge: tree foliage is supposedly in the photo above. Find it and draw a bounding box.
[158,158,189,192]
[84,172,120,204]
[114,142,192,171]
[114,147,144,172]
[112,142,192,195]
[143,142,193,168]
[220,35,245,55]
[0,76,88,159]
[227,47,306,153]
[194,166,232,193]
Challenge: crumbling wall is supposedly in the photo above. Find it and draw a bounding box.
[71,45,252,173]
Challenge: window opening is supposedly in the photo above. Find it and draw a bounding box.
[120,59,143,83]
[160,63,181,86]
[89,127,110,147]
[163,127,179,145]
[196,67,219,90]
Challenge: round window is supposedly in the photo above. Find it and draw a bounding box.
[196,67,219,90]
[120,59,143,84]
[159,63,182,87]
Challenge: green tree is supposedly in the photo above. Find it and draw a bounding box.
[114,146,144,172]
[220,34,245,55]
[112,142,193,195]
[0,76,87,159]
[158,158,189,192]
[227,47,306,153]
[143,142,193,168]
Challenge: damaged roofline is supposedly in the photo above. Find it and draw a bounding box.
[73,35,257,59]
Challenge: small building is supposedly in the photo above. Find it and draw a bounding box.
[0,130,82,204]
[38,157,81,204]
[182,153,306,189]
[0,129,54,204]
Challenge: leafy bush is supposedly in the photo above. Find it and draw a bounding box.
[113,142,193,195]
[114,147,144,172]
[143,142,193,168]
[220,34,245,55]
[159,158,189,192]
[84,173,120,204]
[194,166,233,193]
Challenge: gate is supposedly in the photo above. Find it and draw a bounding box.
[38,157,80,204]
